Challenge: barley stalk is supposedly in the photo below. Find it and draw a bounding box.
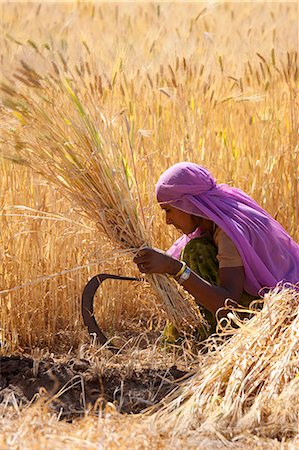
[1,59,201,329]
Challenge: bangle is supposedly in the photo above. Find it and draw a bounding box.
[178,266,191,285]
[174,261,187,279]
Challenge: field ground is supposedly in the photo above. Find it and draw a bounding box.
[0,340,205,449]
[0,334,190,418]
[2,344,298,450]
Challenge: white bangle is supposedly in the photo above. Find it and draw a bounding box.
[178,266,191,285]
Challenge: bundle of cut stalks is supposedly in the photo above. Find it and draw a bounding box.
[154,284,299,440]
[0,55,201,329]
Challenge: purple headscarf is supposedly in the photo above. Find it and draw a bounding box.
[156,162,299,296]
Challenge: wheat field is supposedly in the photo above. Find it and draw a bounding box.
[0,1,298,448]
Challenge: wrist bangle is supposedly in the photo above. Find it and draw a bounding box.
[178,266,191,285]
[174,261,187,279]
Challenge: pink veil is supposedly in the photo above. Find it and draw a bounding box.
[156,162,299,295]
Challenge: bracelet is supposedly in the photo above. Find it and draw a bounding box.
[178,266,191,285]
[174,261,187,279]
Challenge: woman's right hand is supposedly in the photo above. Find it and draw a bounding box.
[133,247,183,275]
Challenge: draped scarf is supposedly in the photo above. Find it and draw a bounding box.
[156,162,299,295]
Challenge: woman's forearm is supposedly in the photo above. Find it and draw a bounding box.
[178,270,232,314]
[167,260,244,315]
[133,248,244,314]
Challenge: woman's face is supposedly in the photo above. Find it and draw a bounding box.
[161,204,205,235]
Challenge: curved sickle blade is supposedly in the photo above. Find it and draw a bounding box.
[82,273,142,346]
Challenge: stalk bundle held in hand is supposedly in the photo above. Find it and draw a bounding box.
[1,55,201,329]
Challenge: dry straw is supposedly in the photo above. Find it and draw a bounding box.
[1,55,201,330]
[154,284,299,440]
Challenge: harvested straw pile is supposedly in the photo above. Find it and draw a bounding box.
[3,402,298,449]
[1,55,201,329]
[155,285,299,441]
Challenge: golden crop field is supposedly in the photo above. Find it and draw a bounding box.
[0,1,298,448]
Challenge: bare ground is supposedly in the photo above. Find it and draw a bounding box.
[0,353,188,419]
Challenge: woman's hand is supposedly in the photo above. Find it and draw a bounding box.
[133,247,182,275]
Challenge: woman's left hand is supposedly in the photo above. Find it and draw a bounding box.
[133,247,181,275]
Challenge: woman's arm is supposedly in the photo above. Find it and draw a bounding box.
[133,248,245,314]
[180,266,245,314]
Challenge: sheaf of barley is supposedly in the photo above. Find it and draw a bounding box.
[1,56,202,330]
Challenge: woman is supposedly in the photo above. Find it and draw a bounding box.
[133,162,299,337]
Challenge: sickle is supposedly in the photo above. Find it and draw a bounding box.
[82,273,144,350]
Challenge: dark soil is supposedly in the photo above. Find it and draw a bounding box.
[0,355,187,419]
